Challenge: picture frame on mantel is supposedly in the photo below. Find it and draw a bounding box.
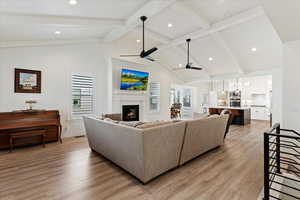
[14,68,42,93]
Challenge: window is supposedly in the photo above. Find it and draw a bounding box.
[72,74,94,116]
[170,88,182,105]
[149,82,160,112]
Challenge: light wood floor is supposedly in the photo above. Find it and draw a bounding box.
[0,120,269,200]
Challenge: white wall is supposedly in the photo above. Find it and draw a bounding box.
[0,42,112,137]
[281,41,300,131]
[0,42,186,139]
[111,58,183,121]
[271,68,282,125]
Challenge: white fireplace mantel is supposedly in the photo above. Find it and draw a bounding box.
[112,92,147,121]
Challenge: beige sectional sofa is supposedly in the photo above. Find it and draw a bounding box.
[83,114,228,183]
[83,117,186,183]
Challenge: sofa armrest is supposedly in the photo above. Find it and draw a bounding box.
[83,117,145,180]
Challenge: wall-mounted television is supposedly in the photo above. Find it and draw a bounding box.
[120,69,149,91]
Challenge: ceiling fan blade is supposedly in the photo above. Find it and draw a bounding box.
[186,63,203,70]
[144,56,155,62]
[141,47,158,58]
[120,55,140,57]
[189,66,203,70]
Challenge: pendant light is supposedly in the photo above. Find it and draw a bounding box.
[222,80,225,94]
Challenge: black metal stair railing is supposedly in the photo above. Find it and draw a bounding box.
[264,123,300,200]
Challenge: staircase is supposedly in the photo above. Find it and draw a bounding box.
[263,123,300,200]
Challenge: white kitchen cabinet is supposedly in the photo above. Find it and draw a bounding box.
[251,107,270,120]
[251,77,267,94]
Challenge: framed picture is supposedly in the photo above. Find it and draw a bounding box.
[15,68,41,93]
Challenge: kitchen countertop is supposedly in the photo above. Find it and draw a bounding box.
[208,106,251,110]
[250,105,267,107]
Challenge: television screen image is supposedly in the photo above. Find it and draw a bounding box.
[120,69,149,91]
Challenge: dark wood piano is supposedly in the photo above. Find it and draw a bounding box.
[0,110,62,150]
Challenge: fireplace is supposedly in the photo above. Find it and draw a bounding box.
[122,105,139,121]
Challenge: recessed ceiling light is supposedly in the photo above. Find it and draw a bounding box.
[136,39,141,43]
[54,31,61,35]
[69,0,78,5]
[251,47,257,52]
[168,23,173,28]
[208,57,213,61]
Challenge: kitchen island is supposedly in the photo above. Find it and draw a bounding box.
[208,106,251,125]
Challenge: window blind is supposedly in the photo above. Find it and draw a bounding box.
[72,74,94,115]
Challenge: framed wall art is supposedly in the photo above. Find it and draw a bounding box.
[15,68,42,93]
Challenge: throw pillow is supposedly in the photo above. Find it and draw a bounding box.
[118,121,145,127]
[136,121,174,129]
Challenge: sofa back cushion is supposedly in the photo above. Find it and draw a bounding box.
[142,121,186,182]
[118,121,145,127]
[136,121,180,129]
[179,115,229,165]
[103,113,122,121]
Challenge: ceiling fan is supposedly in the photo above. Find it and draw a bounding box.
[174,38,203,71]
[185,38,203,70]
[120,16,158,62]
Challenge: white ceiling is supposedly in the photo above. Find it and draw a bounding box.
[261,0,300,43]
[0,0,283,81]
[184,0,261,24]
[0,24,114,41]
[220,15,282,72]
[0,0,148,19]
[147,2,206,40]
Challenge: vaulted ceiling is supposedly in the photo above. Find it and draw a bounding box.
[261,0,300,43]
[0,0,283,81]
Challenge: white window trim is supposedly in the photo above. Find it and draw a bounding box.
[71,74,95,119]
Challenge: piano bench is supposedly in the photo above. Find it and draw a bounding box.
[9,129,47,152]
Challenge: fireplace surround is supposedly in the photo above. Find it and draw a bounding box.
[122,105,139,121]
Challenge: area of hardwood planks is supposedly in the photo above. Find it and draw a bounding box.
[0,120,269,200]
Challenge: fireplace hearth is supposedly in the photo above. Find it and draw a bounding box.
[122,105,139,121]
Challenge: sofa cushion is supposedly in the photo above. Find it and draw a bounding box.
[103,113,122,121]
[208,114,220,118]
[103,117,114,122]
[136,121,177,129]
[97,118,120,124]
[98,118,182,129]
[118,121,145,127]
[193,112,209,119]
